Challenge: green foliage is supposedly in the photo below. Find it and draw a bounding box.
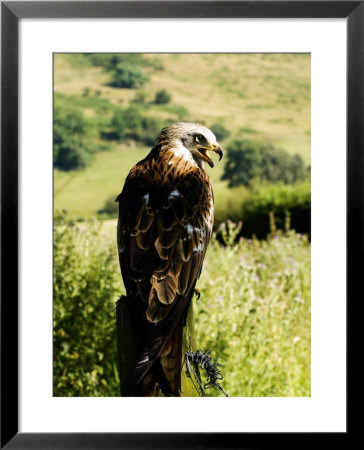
[83,53,164,71]
[110,109,127,141]
[213,183,311,239]
[218,220,243,246]
[222,139,307,188]
[53,212,122,396]
[139,116,167,146]
[110,106,165,145]
[154,89,172,104]
[195,226,311,396]
[211,123,230,141]
[110,63,149,89]
[245,182,311,214]
[241,182,311,238]
[222,139,263,187]
[55,92,117,148]
[53,103,91,171]
[110,105,144,141]
[260,145,306,185]
[56,92,115,115]
[83,54,144,70]
[132,91,148,104]
[53,218,310,397]
[82,87,91,97]
[123,105,144,131]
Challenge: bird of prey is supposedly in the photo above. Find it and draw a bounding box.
[116,122,223,396]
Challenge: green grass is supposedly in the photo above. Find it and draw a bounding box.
[53,217,310,397]
[54,143,244,220]
[54,144,146,218]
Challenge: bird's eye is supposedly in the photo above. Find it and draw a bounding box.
[195,134,203,143]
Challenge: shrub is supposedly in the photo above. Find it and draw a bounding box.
[213,183,311,239]
[110,109,127,141]
[53,212,122,396]
[245,182,311,215]
[154,89,172,104]
[195,228,311,396]
[241,182,311,238]
[53,214,310,397]
[132,91,148,104]
[110,63,148,89]
[82,87,91,97]
[222,139,307,187]
[123,105,144,130]
[84,53,163,71]
[53,104,91,170]
[139,117,167,146]
[110,106,145,141]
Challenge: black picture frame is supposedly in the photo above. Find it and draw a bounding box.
[1,1,358,448]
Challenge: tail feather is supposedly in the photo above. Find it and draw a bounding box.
[121,325,166,396]
[120,295,190,396]
[161,320,184,396]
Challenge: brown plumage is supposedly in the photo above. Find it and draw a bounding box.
[116,122,223,396]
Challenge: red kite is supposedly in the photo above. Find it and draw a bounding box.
[116,122,223,396]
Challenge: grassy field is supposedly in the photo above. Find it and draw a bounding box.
[54,218,310,397]
[54,53,310,219]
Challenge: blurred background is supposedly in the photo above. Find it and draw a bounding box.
[53,53,311,397]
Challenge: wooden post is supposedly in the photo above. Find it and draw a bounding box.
[181,301,203,397]
[115,296,201,397]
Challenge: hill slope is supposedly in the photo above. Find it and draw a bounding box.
[54,53,310,219]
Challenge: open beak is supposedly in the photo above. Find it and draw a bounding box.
[197,143,223,168]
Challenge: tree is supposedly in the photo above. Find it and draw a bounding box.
[211,123,230,141]
[222,139,306,187]
[53,105,90,170]
[154,89,171,104]
[110,110,127,141]
[111,105,144,141]
[260,144,306,185]
[123,105,143,130]
[139,117,165,146]
[110,63,148,89]
[221,139,263,187]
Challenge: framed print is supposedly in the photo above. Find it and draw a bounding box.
[1,1,359,448]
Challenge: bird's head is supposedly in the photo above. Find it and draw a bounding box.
[156,122,223,168]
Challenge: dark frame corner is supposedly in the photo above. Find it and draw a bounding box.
[1,1,359,448]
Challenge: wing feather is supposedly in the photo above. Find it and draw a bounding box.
[152,274,178,305]
[154,226,180,251]
[158,206,178,231]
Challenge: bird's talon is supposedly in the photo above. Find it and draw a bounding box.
[194,289,201,300]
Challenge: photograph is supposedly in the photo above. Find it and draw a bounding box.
[53,52,311,398]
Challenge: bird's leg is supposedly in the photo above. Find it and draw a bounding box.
[194,289,201,300]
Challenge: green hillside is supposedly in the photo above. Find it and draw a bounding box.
[54,53,310,220]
